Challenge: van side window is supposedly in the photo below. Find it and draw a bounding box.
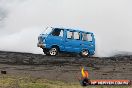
[73,32,80,40]
[51,28,63,37]
[82,33,92,41]
[87,34,92,41]
[82,33,88,41]
[67,31,73,39]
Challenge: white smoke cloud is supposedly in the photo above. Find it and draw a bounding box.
[0,0,132,56]
[0,27,43,54]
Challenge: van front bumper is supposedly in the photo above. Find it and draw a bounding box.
[37,43,46,48]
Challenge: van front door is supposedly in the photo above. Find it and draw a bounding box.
[46,28,65,50]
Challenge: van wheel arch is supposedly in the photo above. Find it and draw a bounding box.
[51,45,60,51]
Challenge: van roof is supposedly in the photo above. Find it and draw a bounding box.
[52,27,93,34]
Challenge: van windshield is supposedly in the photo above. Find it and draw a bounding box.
[42,27,53,34]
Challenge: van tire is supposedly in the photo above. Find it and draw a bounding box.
[80,50,89,57]
[49,47,59,56]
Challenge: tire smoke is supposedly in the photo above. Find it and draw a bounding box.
[0,0,132,57]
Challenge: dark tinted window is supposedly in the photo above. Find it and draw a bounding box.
[51,28,63,37]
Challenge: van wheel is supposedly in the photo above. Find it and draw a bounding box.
[49,47,58,56]
[80,50,89,57]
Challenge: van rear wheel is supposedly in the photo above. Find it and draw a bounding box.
[49,47,58,56]
[80,50,89,57]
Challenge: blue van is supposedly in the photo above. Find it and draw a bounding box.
[37,27,95,57]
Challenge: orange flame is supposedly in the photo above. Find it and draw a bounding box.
[81,67,89,78]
